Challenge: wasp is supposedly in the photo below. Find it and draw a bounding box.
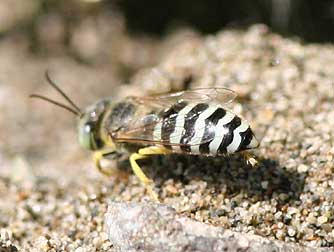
[31,72,259,200]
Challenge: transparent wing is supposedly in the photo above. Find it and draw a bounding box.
[112,102,218,147]
[131,87,237,108]
[111,88,235,147]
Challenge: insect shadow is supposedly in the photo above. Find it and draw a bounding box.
[132,154,306,202]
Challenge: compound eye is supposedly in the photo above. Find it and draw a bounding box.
[79,121,96,150]
[84,122,93,133]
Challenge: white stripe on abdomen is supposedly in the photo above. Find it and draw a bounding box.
[208,111,235,154]
[226,120,249,153]
[189,105,219,154]
[170,104,197,152]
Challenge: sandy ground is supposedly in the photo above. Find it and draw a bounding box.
[0,21,334,251]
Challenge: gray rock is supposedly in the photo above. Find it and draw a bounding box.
[105,202,331,252]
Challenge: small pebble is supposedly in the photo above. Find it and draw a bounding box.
[317,216,328,225]
[75,247,86,252]
[277,222,284,229]
[274,211,282,219]
[261,181,269,189]
[306,214,317,225]
[287,207,299,215]
[321,223,332,232]
[288,227,296,237]
[297,164,309,173]
[275,229,285,240]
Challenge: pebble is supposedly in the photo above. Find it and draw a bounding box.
[287,207,299,215]
[274,211,282,219]
[277,222,284,229]
[288,227,296,237]
[261,181,269,189]
[321,224,332,233]
[275,229,285,240]
[297,164,309,173]
[306,214,317,225]
[317,216,328,225]
[75,247,86,252]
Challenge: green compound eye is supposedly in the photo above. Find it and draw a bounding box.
[78,99,110,151]
[79,122,94,150]
[78,121,104,151]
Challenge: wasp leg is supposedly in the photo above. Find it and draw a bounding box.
[129,146,171,201]
[93,150,124,177]
[241,152,258,167]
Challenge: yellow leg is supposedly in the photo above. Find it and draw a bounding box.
[129,146,171,201]
[242,152,258,167]
[93,150,122,177]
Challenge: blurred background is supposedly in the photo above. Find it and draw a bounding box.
[1,0,334,64]
[3,0,334,46]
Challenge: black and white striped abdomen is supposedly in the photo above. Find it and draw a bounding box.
[153,102,259,156]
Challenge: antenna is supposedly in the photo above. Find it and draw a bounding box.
[29,94,80,116]
[30,70,82,116]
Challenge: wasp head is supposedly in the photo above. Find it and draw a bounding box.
[78,99,111,150]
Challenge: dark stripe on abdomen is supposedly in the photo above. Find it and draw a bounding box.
[179,103,209,152]
[160,101,187,149]
[237,127,253,151]
[217,116,241,154]
[199,108,227,154]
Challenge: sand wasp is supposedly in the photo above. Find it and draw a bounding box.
[31,72,259,200]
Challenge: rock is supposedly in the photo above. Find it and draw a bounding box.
[105,202,332,252]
